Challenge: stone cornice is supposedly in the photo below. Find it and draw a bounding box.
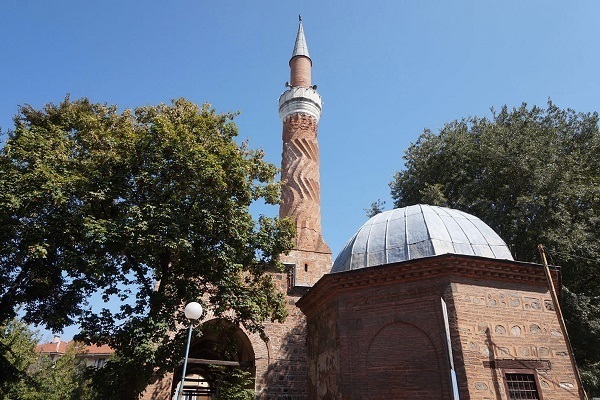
[296,253,561,314]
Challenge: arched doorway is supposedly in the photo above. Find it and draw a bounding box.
[172,319,255,399]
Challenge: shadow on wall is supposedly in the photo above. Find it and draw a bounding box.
[258,292,309,400]
[485,327,504,398]
[484,326,578,399]
[146,372,175,400]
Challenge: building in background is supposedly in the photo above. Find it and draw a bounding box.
[36,335,113,368]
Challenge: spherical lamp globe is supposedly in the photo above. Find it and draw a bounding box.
[184,302,203,320]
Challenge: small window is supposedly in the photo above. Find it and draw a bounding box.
[505,372,541,400]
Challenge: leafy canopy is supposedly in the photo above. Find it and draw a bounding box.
[0,97,294,397]
[0,318,93,400]
[390,100,600,394]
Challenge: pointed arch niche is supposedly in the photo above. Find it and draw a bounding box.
[366,322,444,399]
[171,319,255,399]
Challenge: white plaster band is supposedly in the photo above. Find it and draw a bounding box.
[278,87,322,122]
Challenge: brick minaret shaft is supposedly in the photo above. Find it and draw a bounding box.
[278,17,331,287]
[144,19,331,400]
[252,19,333,399]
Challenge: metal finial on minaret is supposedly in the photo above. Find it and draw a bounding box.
[299,14,302,22]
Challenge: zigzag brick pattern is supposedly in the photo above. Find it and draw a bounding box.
[280,113,329,254]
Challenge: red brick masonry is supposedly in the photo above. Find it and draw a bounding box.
[297,253,580,400]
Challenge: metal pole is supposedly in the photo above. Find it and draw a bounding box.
[176,322,194,400]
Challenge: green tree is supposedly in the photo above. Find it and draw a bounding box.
[32,342,94,400]
[215,368,255,400]
[0,319,93,400]
[390,101,600,395]
[364,199,386,218]
[0,97,294,398]
[0,318,39,397]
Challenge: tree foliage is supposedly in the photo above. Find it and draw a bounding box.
[214,368,255,400]
[0,97,295,398]
[390,100,600,394]
[0,319,93,400]
[0,318,39,397]
[364,199,386,218]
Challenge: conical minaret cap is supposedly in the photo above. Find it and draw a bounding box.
[291,16,311,63]
[280,15,320,119]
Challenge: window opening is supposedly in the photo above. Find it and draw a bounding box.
[505,373,541,400]
[304,263,308,272]
[283,262,295,289]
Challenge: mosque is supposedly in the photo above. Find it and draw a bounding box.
[145,19,583,400]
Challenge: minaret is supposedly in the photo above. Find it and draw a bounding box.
[279,17,331,287]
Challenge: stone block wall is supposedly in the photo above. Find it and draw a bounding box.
[254,242,330,399]
[281,249,332,291]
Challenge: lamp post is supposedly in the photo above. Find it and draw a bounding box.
[176,302,203,400]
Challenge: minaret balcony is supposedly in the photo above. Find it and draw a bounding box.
[278,86,322,122]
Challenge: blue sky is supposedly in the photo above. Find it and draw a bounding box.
[2,1,599,340]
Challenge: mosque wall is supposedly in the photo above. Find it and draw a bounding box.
[298,255,581,400]
[301,273,454,400]
[142,372,174,399]
[254,271,309,400]
[450,278,581,399]
[305,297,339,400]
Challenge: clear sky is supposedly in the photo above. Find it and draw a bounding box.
[2,1,599,340]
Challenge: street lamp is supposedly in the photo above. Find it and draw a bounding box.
[176,301,203,400]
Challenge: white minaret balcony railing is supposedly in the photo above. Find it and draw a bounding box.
[278,86,322,122]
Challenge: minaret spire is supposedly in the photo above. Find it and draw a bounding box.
[288,17,312,88]
[291,17,310,63]
[278,18,331,287]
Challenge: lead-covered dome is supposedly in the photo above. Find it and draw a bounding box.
[331,204,513,273]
